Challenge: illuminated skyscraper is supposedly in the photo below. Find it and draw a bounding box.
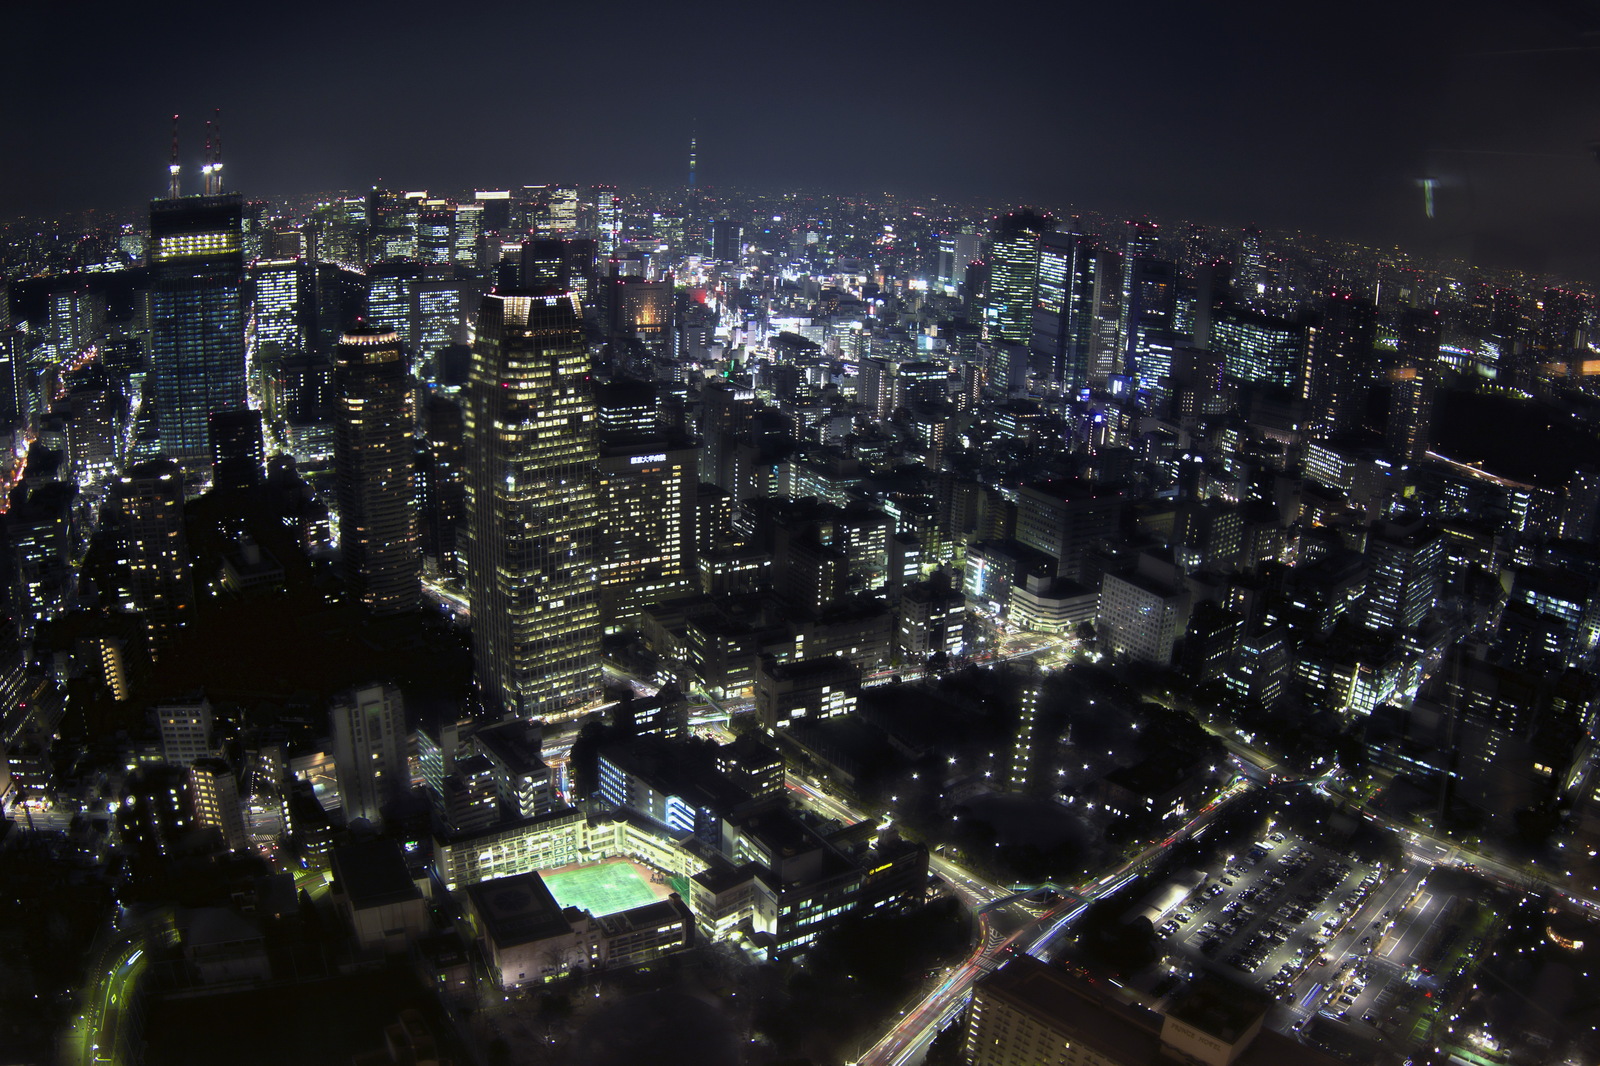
[453,202,484,266]
[1115,220,1161,361]
[937,229,983,292]
[1212,305,1307,390]
[417,200,454,265]
[250,259,305,357]
[601,274,673,358]
[149,194,246,464]
[1363,517,1443,633]
[596,429,696,632]
[589,185,621,256]
[465,291,600,719]
[1122,257,1178,406]
[367,264,422,349]
[333,325,420,616]
[526,186,582,235]
[982,210,1054,345]
[8,482,77,639]
[112,458,195,656]
[1031,231,1109,393]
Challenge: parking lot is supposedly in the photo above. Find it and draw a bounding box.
[1294,866,1493,1056]
[1155,831,1390,1012]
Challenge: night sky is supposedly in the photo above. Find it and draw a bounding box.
[8,0,1600,278]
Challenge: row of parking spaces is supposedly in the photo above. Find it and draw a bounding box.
[1275,870,1458,1063]
[1279,859,1405,1009]
[1161,831,1386,999]
[1315,889,1481,1044]
[1312,953,1379,1022]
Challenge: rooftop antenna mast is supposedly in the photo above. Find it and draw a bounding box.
[168,113,181,198]
[202,115,217,196]
[211,108,224,194]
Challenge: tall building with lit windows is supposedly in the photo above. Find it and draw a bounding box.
[590,185,621,256]
[1212,304,1307,390]
[546,186,581,234]
[1032,231,1111,393]
[596,432,697,631]
[149,193,246,464]
[417,200,454,265]
[465,291,601,719]
[250,259,305,357]
[602,275,674,359]
[112,459,195,657]
[983,210,1055,346]
[453,202,484,265]
[333,325,420,615]
[190,757,248,851]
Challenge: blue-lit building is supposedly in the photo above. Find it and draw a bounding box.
[596,735,757,846]
[148,194,247,465]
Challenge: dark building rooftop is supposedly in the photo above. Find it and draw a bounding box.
[332,839,420,909]
[465,871,572,947]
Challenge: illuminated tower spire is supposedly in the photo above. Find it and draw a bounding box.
[688,132,697,191]
[168,114,181,199]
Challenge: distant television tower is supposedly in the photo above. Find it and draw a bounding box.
[689,133,697,191]
[168,113,181,198]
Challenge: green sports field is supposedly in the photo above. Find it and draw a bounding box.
[542,861,664,917]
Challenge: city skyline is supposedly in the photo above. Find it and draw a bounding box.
[6,9,1600,1064]
[5,1,1600,281]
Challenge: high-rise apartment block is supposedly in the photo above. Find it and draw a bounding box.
[190,757,248,851]
[331,682,408,826]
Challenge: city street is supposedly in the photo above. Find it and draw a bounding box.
[63,931,148,1066]
[847,778,1252,1066]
